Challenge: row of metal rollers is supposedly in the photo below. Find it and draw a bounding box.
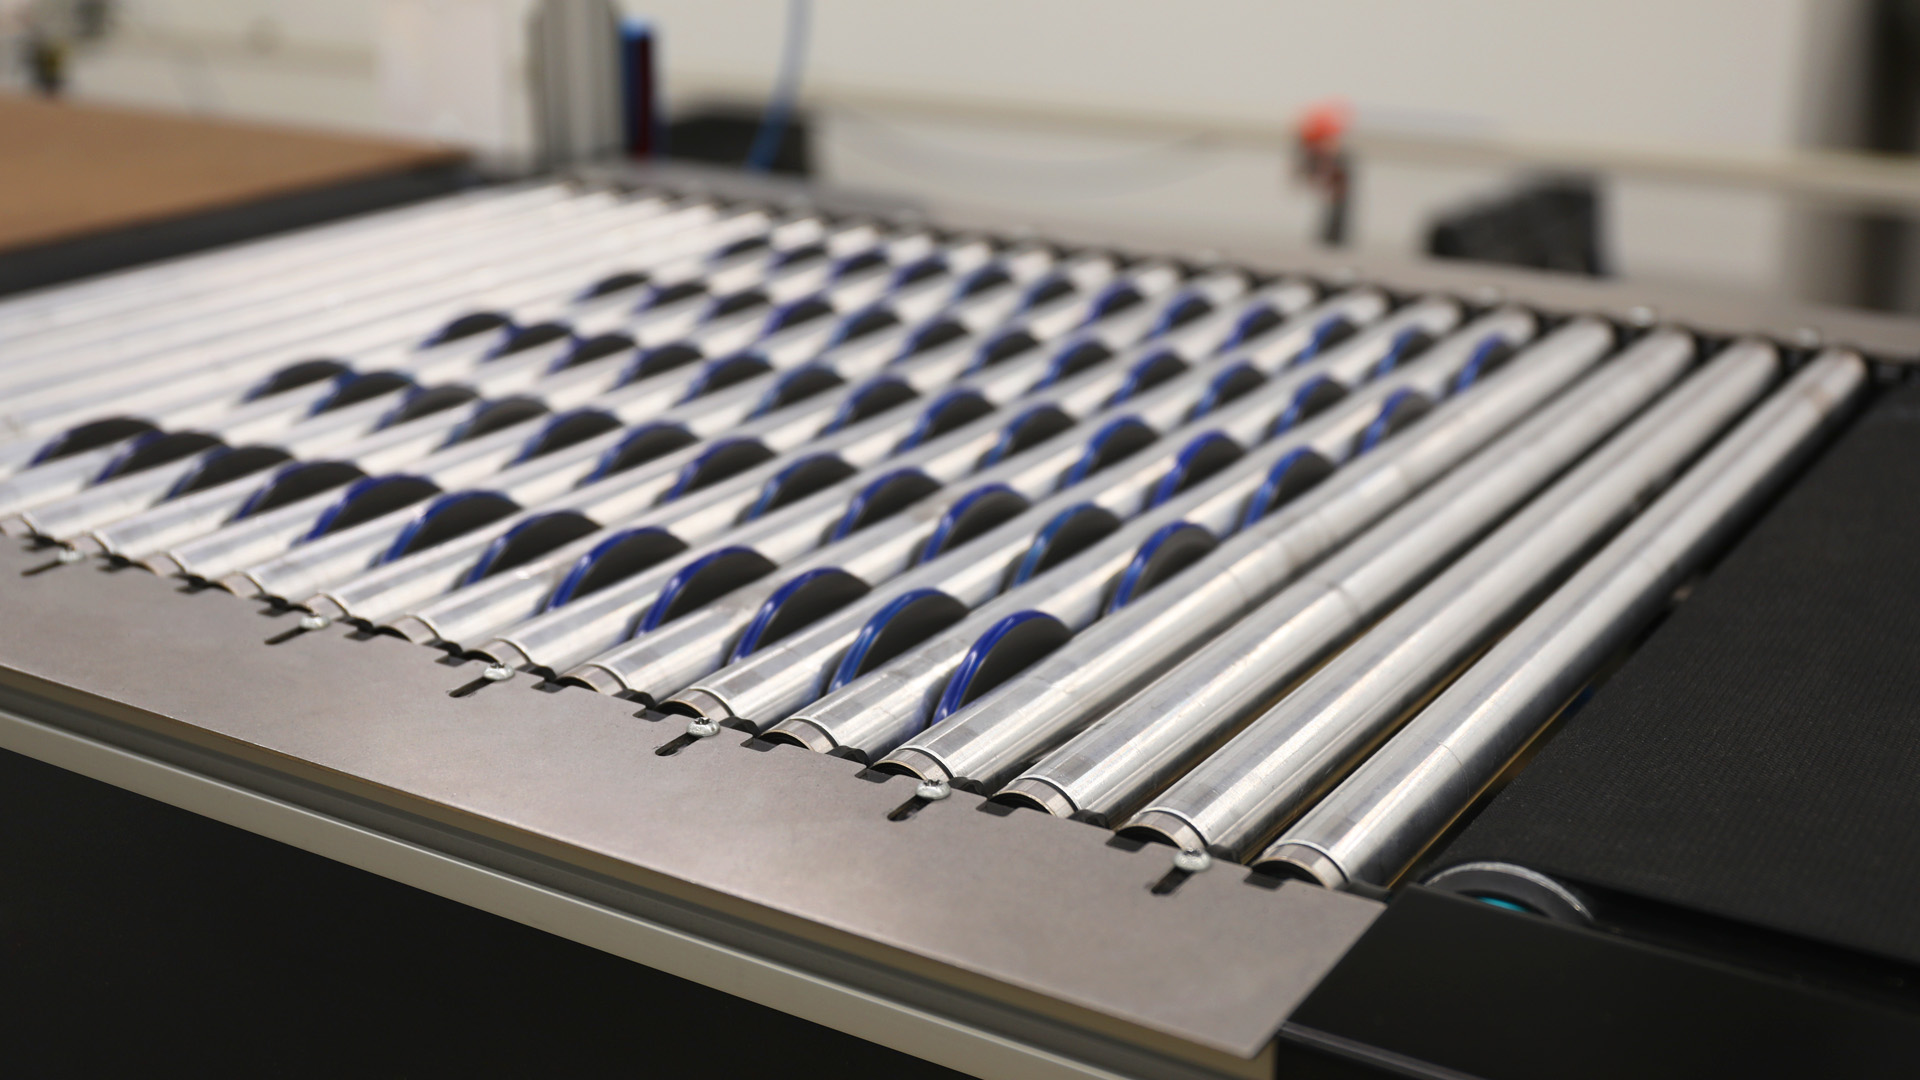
[0,181,1867,893]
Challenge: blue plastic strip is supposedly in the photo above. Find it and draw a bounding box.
[1371,326,1429,379]
[663,438,765,501]
[730,568,848,661]
[458,512,572,587]
[1058,416,1153,488]
[1027,336,1108,391]
[1106,350,1187,406]
[233,462,348,521]
[823,377,910,434]
[1286,314,1352,369]
[930,610,1066,724]
[1083,281,1142,325]
[1146,290,1210,339]
[639,546,760,633]
[742,453,841,522]
[1241,447,1324,528]
[1358,388,1430,454]
[378,490,510,565]
[511,409,614,464]
[1219,301,1281,352]
[1010,504,1099,585]
[543,526,675,610]
[893,390,985,451]
[890,255,946,289]
[751,365,831,418]
[1449,335,1510,395]
[1191,361,1264,419]
[918,484,1028,564]
[1144,431,1240,509]
[1268,375,1339,437]
[1106,521,1213,614]
[299,474,428,541]
[161,446,234,500]
[90,430,164,483]
[829,468,932,541]
[829,588,953,691]
[584,422,690,482]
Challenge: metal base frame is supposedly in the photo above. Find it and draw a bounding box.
[0,540,1378,1079]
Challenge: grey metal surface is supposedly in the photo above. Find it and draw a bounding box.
[0,538,1379,1073]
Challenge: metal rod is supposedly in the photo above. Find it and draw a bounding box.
[1256,349,1867,889]
[658,297,1470,735]
[924,319,1638,807]
[737,305,1498,758]
[1120,339,1781,860]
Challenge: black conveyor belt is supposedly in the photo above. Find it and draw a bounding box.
[1432,380,1920,966]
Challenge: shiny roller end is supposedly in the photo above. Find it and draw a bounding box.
[993,777,1079,818]
[1251,842,1348,889]
[387,614,444,646]
[558,663,629,697]
[871,746,952,785]
[763,716,840,755]
[470,638,534,673]
[214,569,265,598]
[1116,809,1210,855]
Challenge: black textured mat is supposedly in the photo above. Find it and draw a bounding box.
[1434,380,1920,966]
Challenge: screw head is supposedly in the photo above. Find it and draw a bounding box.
[915,779,951,802]
[56,548,83,564]
[687,717,721,739]
[482,663,515,682]
[1625,305,1657,327]
[1173,848,1213,873]
[1793,326,1822,348]
[298,614,331,632]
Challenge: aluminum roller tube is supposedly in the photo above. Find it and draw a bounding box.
[0,191,674,413]
[468,287,1384,677]
[120,276,1016,581]
[1256,349,1868,890]
[921,319,1640,804]
[0,199,772,474]
[9,228,970,542]
[392,282,1330,655]
[283,266,1202,625]
[754,308,1509,759]
[536,286,1375,699]
[1121,339,1782,860]
[0,184,595,369]
[0,183,567,336]
[0,196,792,466]
[78,236,1029,564]
[657,297,1470,732]
[869,316,1598,785]
[988,325,1687,818]
[174,254,1125,595]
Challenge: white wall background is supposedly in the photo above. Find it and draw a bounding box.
[23,0,1872,302]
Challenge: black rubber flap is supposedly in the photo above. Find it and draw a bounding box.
[99,432,223,480]
[1432,384,1920,967]
[385,385,479,425]
[35,418,158,461]
[247,359,349,399]
[171,446,291,496]
[523,411,623,458]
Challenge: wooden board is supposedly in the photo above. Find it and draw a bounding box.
[0,94,464,252]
